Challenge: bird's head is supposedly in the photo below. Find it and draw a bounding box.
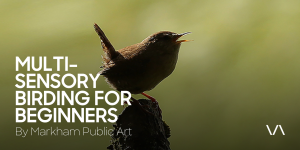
[141,31,191,53]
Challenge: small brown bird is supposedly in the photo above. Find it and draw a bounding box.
[94,23,190,105]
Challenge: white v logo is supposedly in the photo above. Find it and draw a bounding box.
[266,125,285,135]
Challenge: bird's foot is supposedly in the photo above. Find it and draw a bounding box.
[128,96,153,115]
[141,92,162,117]
[123,93,162,117]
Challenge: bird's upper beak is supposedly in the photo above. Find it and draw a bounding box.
[173,32,192,43]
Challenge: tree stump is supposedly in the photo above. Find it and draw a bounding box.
[107,99,171,150]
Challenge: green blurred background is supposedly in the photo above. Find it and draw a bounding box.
[1,0,300,149]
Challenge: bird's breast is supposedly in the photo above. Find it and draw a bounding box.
[144,45,180,84]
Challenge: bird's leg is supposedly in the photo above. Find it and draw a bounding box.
[141,92,162,116]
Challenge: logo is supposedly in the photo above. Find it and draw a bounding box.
[266,125,285,135]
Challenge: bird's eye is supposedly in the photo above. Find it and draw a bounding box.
[162,35,171,40]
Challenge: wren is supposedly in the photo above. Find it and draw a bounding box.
[94,23,190,103]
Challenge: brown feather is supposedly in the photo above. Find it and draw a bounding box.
[94,23,119,63]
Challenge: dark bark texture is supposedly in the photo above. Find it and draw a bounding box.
[107,99,171,150]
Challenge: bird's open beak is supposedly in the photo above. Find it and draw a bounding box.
[174,32,192,43]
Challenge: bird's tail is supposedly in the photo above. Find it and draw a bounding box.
[94,23,119,62]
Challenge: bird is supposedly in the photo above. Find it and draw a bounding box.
[94,23,190,109]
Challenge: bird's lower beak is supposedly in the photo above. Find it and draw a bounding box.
[174,32,192,43]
